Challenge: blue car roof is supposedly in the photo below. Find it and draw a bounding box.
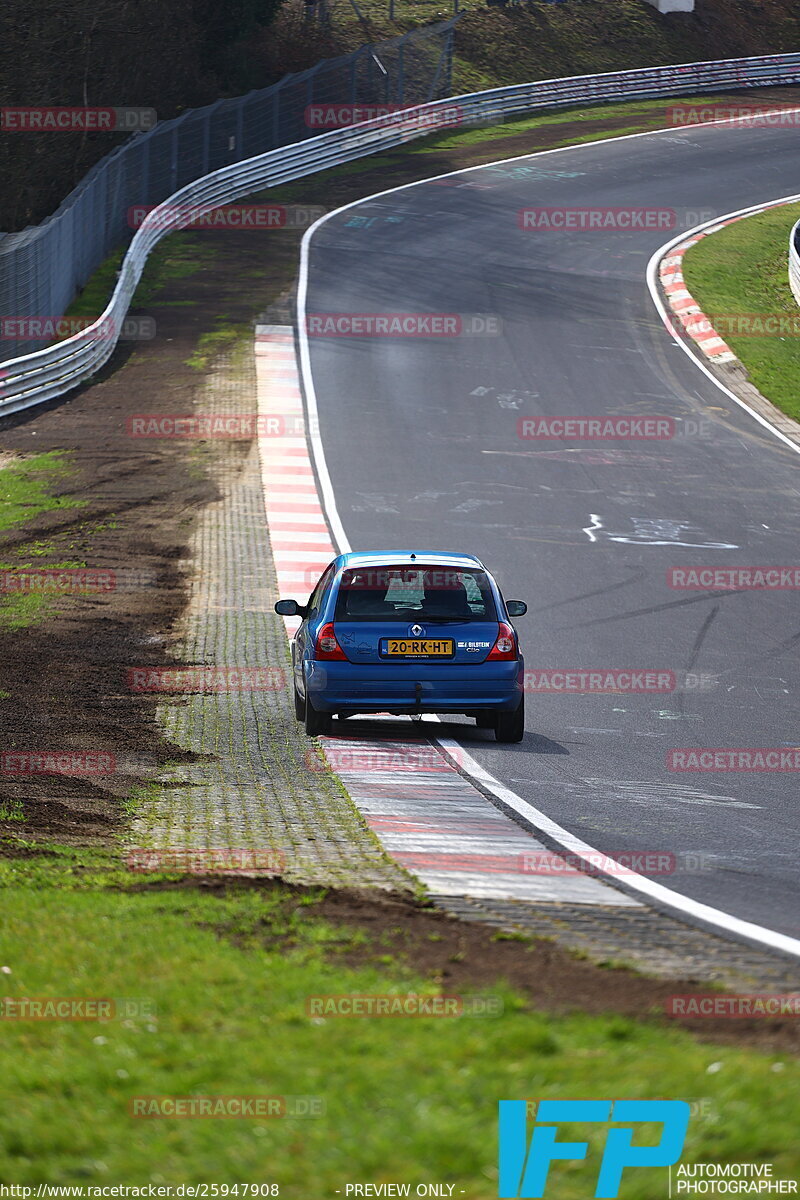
[337,551,485,570]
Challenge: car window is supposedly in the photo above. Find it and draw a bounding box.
[335,566,496,621]
[307,563,335,615]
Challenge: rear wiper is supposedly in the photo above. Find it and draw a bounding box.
[415,616,479,624]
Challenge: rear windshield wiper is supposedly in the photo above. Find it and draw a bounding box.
[409,615,485,624]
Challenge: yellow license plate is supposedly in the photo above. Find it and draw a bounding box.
[385,638,454,657]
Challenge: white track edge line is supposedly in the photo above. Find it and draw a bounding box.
[432,734,800,959]
[296,112,800,959]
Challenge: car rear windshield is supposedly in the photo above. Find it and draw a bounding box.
[335,565,497,622]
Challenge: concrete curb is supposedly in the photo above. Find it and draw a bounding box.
[658,205,800,452]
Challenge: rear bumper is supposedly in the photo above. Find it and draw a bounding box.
[304,659,524,714]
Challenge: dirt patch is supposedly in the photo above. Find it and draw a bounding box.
[0,231,299,844]
[304,888,800,1052]
[130,874,800,1053]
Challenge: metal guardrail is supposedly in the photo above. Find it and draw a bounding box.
[2,51,800,418]
[789,218,800,308]
[0,18,459,363]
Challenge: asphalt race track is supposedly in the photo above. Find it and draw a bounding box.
[301,120,800,944]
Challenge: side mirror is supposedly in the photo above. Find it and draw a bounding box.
[275,599,305,617]
[506,600,527,617]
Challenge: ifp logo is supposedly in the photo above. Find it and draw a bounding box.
[499,1100,690,1198]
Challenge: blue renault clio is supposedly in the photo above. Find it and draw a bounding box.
[275,552,527,742]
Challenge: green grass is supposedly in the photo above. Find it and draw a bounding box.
[64,235,224,328]
[185,322,252,371]
[0,800,25,821]
[63,253,127,323]
[407,92,702,153]
[0,454,88,627]
[0,845,797,1192]
[12,538,57,557]
[0,520,122,629]
[682,202,800,424]
[133,235,223,306]
[0,451,83,532]
[64,234,249,371]
[0,590,53,630]
[316,0,800,97]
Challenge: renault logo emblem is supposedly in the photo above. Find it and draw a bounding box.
[410,624,424,637]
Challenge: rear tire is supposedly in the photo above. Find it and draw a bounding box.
[294,684,304,721]
[304,692,332,737]
[495,696,524,743]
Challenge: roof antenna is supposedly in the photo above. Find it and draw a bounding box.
[410,553,416,560]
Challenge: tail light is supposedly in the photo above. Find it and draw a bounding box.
[314,622,347,661]
[486,621,518,661]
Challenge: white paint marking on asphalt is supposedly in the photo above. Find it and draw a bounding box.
[582,514,603,542]
[534,777,762,810]
[582,514,738,548]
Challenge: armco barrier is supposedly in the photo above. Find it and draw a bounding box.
[2,52,800,417]
[789,217,800,307]
[0,18,459,363]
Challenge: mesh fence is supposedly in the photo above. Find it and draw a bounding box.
[0,17,458,363]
